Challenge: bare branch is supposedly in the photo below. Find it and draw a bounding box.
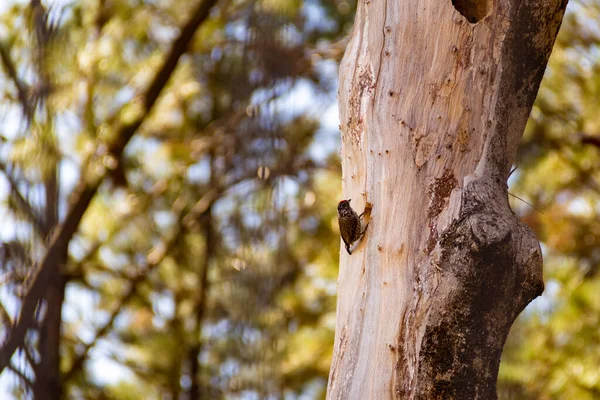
[0,43,33,121]
[22,345,37,368]
[0,161,47,239]
[8,363,34,390]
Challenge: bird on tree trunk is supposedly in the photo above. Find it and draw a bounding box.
[337,199,370,255]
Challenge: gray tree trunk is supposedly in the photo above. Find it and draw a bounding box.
[328,0,569,398]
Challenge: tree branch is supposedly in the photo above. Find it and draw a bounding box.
[0,161,47,239]
[0,42,33,121]
[0,0,220,374]
[8,363,34,390]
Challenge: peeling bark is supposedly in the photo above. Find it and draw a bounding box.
[328,0,568,398]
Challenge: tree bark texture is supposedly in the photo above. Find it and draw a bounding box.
[328,0,568,399]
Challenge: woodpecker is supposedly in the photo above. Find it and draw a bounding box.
[337,199,369,255]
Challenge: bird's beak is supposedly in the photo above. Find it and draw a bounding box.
[348,199,351,202]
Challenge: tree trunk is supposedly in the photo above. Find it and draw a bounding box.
[188,207,214,400]
[328,0,568,398]
[34,166,64,400]
[34,274,66,400]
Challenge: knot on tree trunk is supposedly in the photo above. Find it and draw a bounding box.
[410,176,543,399]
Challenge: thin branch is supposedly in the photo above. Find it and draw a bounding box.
[508,192,545,215]
[8,363,34,390]
[188,154,216,400]
[0,161,47,239]
[0,302,12,326]
[0,0,220,374]
[0,42,33,121]
[22,345,37,369]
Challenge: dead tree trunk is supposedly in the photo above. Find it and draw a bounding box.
[328,0,568,398]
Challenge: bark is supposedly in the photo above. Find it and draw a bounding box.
[327,0,568,398]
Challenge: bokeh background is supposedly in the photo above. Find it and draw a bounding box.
[0,0,598,398]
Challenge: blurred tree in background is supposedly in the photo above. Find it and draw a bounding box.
[0,0,354,398]
[499,1,600,399]
[0,0,598,399]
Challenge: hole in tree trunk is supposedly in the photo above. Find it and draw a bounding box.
[451,0,491,23]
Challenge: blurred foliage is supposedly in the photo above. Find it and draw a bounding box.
[499,1,600,399]
[0,0,354,398]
